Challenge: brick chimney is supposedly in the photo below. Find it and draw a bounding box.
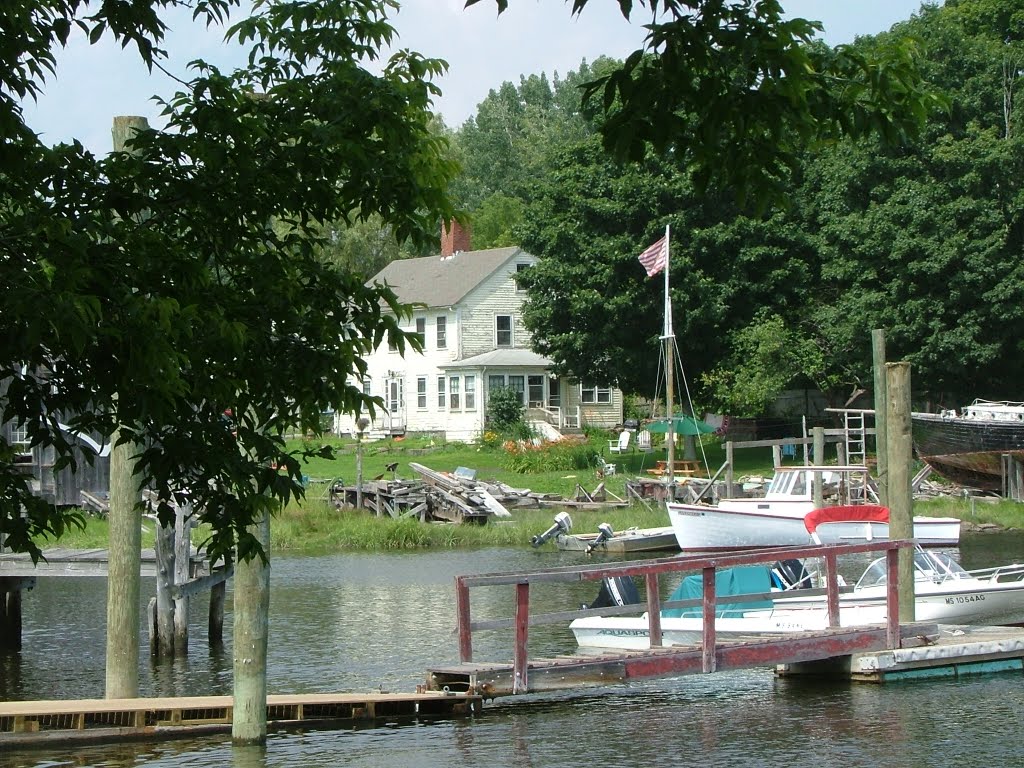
[441,219,472,258]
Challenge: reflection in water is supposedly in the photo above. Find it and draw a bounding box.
[3,534,1024,767]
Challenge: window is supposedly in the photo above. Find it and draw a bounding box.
[488,374,506,392]
[437,376,446,408]
[415,317,426,345]
[11,423,30,462]
[495,315,513,347]
[581,383,612,404]
[515,262,531,292]
[362,378,372,397]
[528,375,544,408]
[436,315,447,349]
[508,375,525,404]
[465,375,476,410]
[388,335,397,352]
[417,377,427,409]
[449,376,461,410]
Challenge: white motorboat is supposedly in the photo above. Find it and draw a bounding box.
[570,550,1024,651]
[666,465,961,551]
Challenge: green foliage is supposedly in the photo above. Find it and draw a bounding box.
[470,0,942,209]
[0,0,458,561]
[486,386,528,432]
[502,439,599,474]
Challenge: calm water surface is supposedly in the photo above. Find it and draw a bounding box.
[2,531,1024,767]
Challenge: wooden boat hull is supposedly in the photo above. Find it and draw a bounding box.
[912,411,1024,490]
[555,527,679,554]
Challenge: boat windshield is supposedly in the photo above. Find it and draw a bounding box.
[855,550,969,590]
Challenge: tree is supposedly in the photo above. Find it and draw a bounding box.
[0,0,457,563]
[469,0,942,208]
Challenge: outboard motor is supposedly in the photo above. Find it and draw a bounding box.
[531,511,572,547]
[583,576,642,610]
[584,523,615,555]
[772,558,812,590]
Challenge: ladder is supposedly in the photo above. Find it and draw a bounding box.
[842,410,877,503]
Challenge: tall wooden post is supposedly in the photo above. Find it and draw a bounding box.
[154,520,176,658]
[812,426,825,508]
[885,362,915,622]
[233,509,272,745]
[872,330,889,506]
[173,505,191,655]
[105,115,150,699]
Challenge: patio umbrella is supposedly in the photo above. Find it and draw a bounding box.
[645,414,716,436]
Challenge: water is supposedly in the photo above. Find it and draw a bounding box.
[2,532,1024,767]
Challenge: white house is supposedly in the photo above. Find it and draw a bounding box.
[334,224,623,442]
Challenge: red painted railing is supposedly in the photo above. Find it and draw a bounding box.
[455,540,913,694]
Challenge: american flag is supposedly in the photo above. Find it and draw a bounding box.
[637,235,668,277]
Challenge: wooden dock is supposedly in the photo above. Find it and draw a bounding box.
[427,623,940,698]
[425,540,1024,698]
[0,691,482,747]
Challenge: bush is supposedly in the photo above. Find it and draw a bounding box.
[487,386,526,432]
[502,439,599,473]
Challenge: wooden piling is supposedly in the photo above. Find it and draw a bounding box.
[154,521,175,658]
[872,330,889,506]
[812,426,825,507]
[106,115,150,700]
[209,581,226,646]
[885,361,915,622]
[232,509,271,745]
[173,506,191,655]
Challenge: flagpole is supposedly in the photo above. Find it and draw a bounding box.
[663,224,674,498]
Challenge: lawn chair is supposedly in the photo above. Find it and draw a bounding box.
[636,429,652,453]
[608,430,631,454]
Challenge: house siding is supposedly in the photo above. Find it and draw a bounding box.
[335,249,623,442]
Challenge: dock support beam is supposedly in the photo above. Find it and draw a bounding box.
[885,361,915,623]
[872,330,889,506]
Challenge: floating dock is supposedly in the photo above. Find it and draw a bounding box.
[0,691,481,747]
[779,623,1024,682]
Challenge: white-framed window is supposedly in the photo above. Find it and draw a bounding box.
[416,377,427,409]
[436,315,447,349]
[495,315,513,347]
[362,378,372,396]
[11,423,30,460]
[488,374,506,391]
[449,376,461,410]
[508,375,525,404]
[528,375,544,407]
[581,383,612,404]
[415,317,426,346]
[437,375,446,408]
[465,375,476,410]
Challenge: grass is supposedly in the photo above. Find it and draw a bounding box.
[38,431,1024,553]
[46,502,669,553]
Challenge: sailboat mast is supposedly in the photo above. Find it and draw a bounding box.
[663,224,674,496]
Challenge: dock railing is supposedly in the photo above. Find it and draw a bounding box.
[455,540,913,694]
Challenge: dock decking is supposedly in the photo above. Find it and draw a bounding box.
[0,691,482,746]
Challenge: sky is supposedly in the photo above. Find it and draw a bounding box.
[21,1,937,156]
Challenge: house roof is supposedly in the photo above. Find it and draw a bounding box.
[371,246,526,307]
[442,349,553,369]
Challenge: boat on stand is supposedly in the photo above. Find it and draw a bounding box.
[912,400,1024,491]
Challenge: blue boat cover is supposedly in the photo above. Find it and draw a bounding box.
[661,566,774,618]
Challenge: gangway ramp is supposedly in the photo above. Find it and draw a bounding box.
[427,540,922,697]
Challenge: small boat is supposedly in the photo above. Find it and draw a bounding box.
[529,513,679,554]
[570,550,1024,650]
[556,523,680,554]
[666,465,960,551]
[912,400,1024,490]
